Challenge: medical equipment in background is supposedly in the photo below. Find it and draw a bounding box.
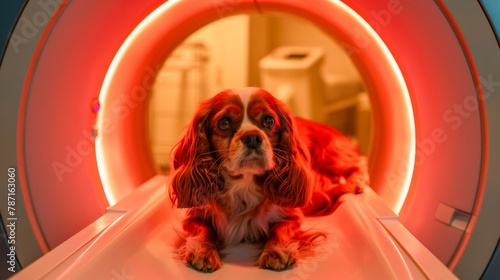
[148,42,209,172]
[260,46,371,154]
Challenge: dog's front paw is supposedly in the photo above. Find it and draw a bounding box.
[179,239,222,273]
[341,175,366,195]
[188,248,222,273]
[258,244,297,271]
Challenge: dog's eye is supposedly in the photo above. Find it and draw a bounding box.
[218,117,231,130]
[263,116,275,129]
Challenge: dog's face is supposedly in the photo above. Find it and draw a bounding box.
[208,89,284,176]
[169,87,312,208]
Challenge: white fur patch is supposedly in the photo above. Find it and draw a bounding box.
[208,88,290,247]
[233,87,258,124]
[215,174,286,246]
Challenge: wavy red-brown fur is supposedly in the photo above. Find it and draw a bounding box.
[256,93,313,208]
[168,100,222,208]
[295,117,368,216]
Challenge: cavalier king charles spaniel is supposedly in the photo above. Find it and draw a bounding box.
[168,87,369,272]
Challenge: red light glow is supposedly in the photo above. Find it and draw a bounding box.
[97,0,415,212]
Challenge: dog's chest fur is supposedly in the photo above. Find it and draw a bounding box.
[213,174,285,246]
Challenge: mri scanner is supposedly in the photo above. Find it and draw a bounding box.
[1,0,499,278]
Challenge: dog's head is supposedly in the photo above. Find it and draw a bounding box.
[169,87,312,208]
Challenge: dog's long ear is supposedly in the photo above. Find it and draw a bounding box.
[261,98,313,207]
[168,101,223,208]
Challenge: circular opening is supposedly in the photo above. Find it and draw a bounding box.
[97,0,415,212]
[148,13,371,174]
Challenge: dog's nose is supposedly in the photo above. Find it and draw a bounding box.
[242,132,262,150]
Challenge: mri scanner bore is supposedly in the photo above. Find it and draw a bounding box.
[1,0,499,279]
[148,13,372,174]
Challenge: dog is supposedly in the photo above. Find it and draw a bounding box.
[168,87,369,272]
